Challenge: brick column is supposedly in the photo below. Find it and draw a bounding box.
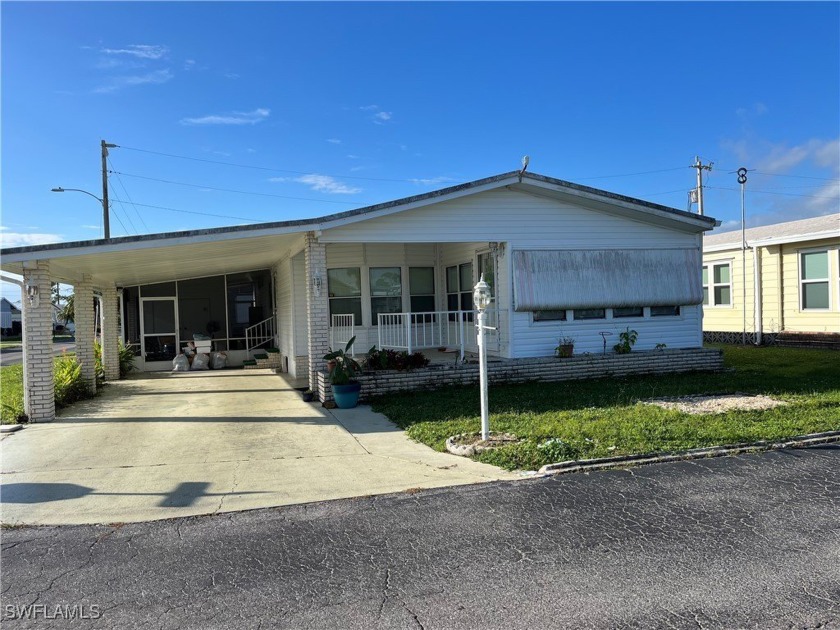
[22,261,55,422]
[304,232,330,391]
[101,286,120,381]
[74,275,97,393]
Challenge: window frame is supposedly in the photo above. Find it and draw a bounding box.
[327,267,363,327]
[703,261,732,308]
[408,266,436,313]
[369,267,403,326]
[798,248,832,312]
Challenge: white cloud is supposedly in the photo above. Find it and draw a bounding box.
[0,231,63,247]
[100,44,169,60]
[346,154,359,159]
[81,225,100,230]
[180,108,270,126]
[184,59,196,70]
[326,138,342,144]
[409,176,455,186]
[360,105,379,111]
[94,69,173,93]
[373,111,392,124]
[270,175,361,194]
[224,72,240,80]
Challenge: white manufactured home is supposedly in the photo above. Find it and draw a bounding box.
[1,171,718,420]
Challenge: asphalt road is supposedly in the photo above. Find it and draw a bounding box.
[2,446,838,629]
[0,342,75,366]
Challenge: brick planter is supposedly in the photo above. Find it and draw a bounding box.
[316,347,724,403]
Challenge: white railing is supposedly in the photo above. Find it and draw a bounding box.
[245,316,275,355]
[377,309,499,361]
[330,314,355,356]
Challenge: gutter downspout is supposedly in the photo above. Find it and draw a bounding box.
[752,244,763,345]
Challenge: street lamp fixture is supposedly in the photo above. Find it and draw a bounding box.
[51,187,109,239]
[473,273,493,440]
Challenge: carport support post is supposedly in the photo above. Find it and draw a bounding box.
[304,232,330,394]
[74,275,97,393]
[22,261,56,422]
[101,286,120,381]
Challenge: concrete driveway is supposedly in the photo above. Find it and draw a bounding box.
[0,369,515,525]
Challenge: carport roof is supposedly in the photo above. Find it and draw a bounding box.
[1,171,717,286]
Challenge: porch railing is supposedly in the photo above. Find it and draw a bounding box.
[330,314,355,356]
[377,309,499,361]
[245,316,275,355]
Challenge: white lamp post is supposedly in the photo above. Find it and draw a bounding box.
[473,273,493,440]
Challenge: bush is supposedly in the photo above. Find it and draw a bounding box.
[93,340,137,380]
[53,356,90,408]
[364,346,430,371]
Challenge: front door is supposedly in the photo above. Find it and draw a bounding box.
[140,298,178,371]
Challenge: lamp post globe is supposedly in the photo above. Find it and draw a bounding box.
[473,274,491,311]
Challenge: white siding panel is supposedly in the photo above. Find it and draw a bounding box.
[292,253,307,364]
[512,305,703,358]
[274,257,292,360]
[322,189,697,248]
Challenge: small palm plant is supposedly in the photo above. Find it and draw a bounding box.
[323,336,362,385]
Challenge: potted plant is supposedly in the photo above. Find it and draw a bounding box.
[613,327,638,354]
[555,336,575,358]
[302,389,314,402]
[323,336,362,408]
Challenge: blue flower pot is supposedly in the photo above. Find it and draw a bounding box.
[332,382,362,409]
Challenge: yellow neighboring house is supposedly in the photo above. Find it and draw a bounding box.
[702,214,840,346]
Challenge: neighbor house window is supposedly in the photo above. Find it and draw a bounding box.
[613,307,643,318]
[703,263,731,306]
[533,310,567,322]
[651,305,681,317]
[328,267,362,326]
[409,267,435,312]
[800,250,830,310]
[370,267,402,325]
[573,308,606,320]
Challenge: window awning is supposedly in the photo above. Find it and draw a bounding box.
[513,249,703,311]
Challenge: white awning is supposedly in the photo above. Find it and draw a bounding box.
[513,249,703,311]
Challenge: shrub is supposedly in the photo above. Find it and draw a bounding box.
[53,356,90,408]
[613,327,638,354]
[364,346,430,371]
[118,342,137,379]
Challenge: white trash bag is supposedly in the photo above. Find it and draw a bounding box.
[172,354,190,372]
[210,352,227,370]
[191,353,210,370]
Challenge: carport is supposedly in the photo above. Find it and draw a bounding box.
[0,368,514,525]
[1,223,310,421]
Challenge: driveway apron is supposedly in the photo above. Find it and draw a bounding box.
[0,370,515,525]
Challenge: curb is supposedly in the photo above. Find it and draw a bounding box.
[538,430,840,475]
[0,424,24,434]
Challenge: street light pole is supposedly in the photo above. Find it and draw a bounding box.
[50,187,106,237]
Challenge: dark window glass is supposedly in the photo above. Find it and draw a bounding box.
[533,310,567,321]
[177,275,227,343]
[140,282,176,297]
[651,305,681,317]
[613,307,643,318]
[328,268,362,326]
[574,308,606,320]
[226,269,271,339]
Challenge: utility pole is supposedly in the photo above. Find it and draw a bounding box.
[738,167,748,345]
[691,156,713,216]
[101,140,118,239]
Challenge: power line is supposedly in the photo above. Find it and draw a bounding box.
[119,144,694,184]
[108,198,265,223]
[753,170,839,182]
[109,171,368,205]
[119,146,414,183]
[706,185,839,199]
[106,182,133,235]
[108,158,150,232]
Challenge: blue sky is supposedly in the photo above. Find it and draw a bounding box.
[2,1,838,301]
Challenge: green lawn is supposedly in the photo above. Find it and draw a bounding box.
[370,345,840,471]
[0,364,25,423]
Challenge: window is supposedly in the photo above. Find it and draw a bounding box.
[476,252,495,302]
[446,263,474,312]
[409,267,435,312]
[800,251,830,310]
[328,268,362,326]
[613,307,643,318]
[369,267,402,325]
[533,310,567,321]
[574,308,606,320]
[703,263,731,306]
[651,305,681,317]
